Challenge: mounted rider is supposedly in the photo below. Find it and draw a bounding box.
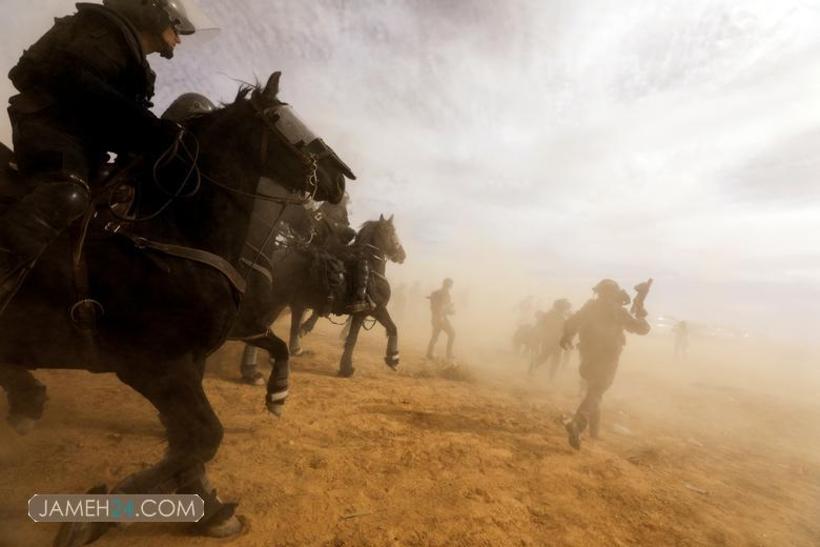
[0,0,200,309]
[309,192,372,314]
[315,192,356,244]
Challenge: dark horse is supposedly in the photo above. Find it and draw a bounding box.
[0,72,349,545]
[237,214,406,380]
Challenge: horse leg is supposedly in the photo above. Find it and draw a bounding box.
[372,306,399,370]
[54,357,241,546]
[338,314,364,378]
[339,316,352,341]
[239,345,265,386]
[299,309,320,337]
[289,305,305,356]
[237,303,287,386]
[0,365,47,435]
[246,329,290,417]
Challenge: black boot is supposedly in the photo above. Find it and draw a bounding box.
[0,174,89,310]
[346,257,371,314]
[565,415,587,450]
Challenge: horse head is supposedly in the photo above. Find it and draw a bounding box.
[358,214,406,264]
[249,72,354,204]
[182,71,353,205]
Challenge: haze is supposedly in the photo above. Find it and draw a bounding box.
[1,0,818,346]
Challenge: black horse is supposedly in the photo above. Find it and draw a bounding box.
[0,72,349,545]
[237,214,406,380]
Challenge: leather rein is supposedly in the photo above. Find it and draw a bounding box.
[104,121,318,297]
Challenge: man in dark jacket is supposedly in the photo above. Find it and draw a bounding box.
[426,278,456,361]
[560,279,650,449]
[0,0,198,309]
[529,298,572,378]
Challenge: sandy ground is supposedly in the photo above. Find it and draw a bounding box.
[1,318,818,547]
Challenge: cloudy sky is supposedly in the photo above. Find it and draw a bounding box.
[1,0,819,342]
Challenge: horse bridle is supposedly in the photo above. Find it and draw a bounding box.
[250,97,321,203]
[100,98,325,297]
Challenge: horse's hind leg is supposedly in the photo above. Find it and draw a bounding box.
[299,309,320,338]
[0,365,46,435]
[339,315,365,377]
[239,344,265,386]
[289,305,306,356]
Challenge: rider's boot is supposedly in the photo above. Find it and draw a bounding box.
[0,173,90,311]
[346,257,371,314]
[565,414,587,451]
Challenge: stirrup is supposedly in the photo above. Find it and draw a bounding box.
[70,299,105,332]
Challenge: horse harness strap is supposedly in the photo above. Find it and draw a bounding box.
[67,170,141,329]
[362,243,386,261]
[240,257,273,285]
[115,230,247,295]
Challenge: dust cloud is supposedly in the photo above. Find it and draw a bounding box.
[0,1,818,545]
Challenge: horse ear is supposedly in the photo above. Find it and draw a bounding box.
[264,71,282,100]
[379,214,385,222]
[388,214,394,224]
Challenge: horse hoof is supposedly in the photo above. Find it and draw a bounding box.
[7,414,37,435]
[241,374,265,387]
[290,348,304,357]
[385,353,400,370]
[266,403,284,418]
[203,514,245,539]
[338,368,355,378]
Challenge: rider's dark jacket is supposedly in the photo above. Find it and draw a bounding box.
[7,3,158,180]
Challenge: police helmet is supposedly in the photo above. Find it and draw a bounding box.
[162,92,216,122]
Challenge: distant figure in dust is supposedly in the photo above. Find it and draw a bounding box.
[513,314,540,357]
[426,278,456,361]
[516,295,535,326]
[673,320,689,360]
[529,298,573,379]
[560,279,651,450]
[391,282,408,318]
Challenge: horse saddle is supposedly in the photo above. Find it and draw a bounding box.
[0,140,137,210]
[0,140,139,329]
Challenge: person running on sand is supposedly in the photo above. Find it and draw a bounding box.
[426,278,455,361]
[560,279,650,450]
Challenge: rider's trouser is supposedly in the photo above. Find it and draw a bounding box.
[1,108,93,302]
[0,173,90,275]
[355,257,370,301]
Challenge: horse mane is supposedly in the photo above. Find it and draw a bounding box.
[230,84,256,105]
[181,85,256,136]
